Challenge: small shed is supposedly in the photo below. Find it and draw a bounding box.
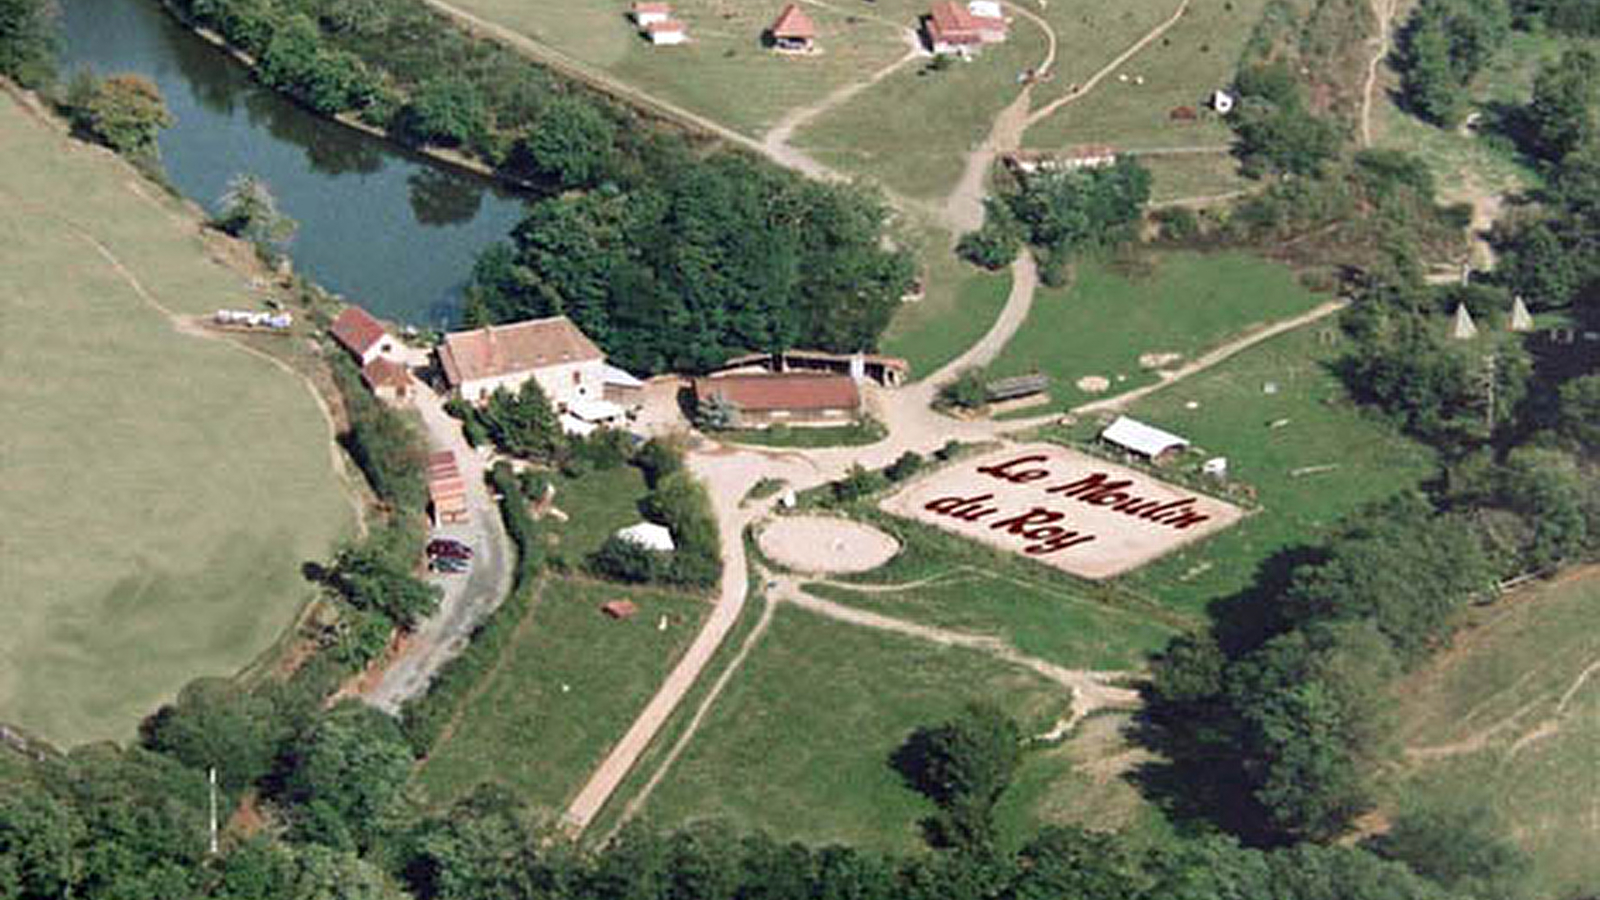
[616,521,676,552]
[1210,89,1236,114]
[768,3,817,51]
[361,357,414,404]
[329,306,395,365]
[646,19,687,44]
[984,373,1050,402]
[427,450,470,525]
[602,600,640,620]
[1100,415,1189,463]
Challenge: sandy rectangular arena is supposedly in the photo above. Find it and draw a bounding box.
[879,444,1244,580]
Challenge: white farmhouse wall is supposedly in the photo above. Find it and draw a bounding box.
[460,358,609,408]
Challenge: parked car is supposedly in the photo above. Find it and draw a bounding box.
[430,556,469,574]
[427,538,473,560]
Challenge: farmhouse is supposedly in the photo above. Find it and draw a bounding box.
[1100,415,1189,463]
[717,349,910,387]
[646,19,688,44]
[360,357,414,405]
[966,0,1007,39]
[768,3,817,51]
[694,373,861,426]
[924,1,984,53]
[437,315,607,408]
[329,306,395,365]
[631,2,671,25]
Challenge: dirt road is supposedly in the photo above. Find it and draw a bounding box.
[361,387,514,713]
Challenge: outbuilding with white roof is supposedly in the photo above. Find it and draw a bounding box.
[1099,415,1190,462]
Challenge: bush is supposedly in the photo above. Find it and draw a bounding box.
[64,72,174,159]
[589,534,665,583]
[937,368,988,410]
[634,437,685,488]
[331,357,427,512]
[830,464,888,504]
[957,198,1024,269]
[885,451,925,482]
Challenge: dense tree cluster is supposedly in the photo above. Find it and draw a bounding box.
[1510,0,1600,35]
[1395,0,1511,126]
[0,0,54,87]
[61,71,175,159]
[465,154,913,375]
[959,158,1152,279]
[1226,63,1343,178]
[331,356,428,513]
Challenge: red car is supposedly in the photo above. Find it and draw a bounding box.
[427,539,473,560]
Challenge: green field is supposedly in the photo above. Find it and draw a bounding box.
[541,465,652,564]
[637,604,1086,851]
[1068,323,1437,617]
[445,0,908,137]
[1138,151,1250,203]
[1022,0,1266,151]
[1386,571,1600,899]
[985,251,1326,411]
[0,97,355,745]
[413,577,712,814]
[805,510,1185,669]
[880,229,1012,379]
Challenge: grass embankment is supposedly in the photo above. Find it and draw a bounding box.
[880,227,1012,379]
[720,418,886,449]
[0,94,354,745]
[1386,570,1600,899]
[411,577,711,814]
[1055,323,1437,619]
[985,251,1325,411]
[637,605,1082,853]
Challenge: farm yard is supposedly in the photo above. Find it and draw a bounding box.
[1386,569,1600,899]
[0,94,356,745]
[983,251,1327,411]
[411,577,713,814]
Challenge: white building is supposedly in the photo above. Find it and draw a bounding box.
[646,20,688,44]
[1211,89,1236,114]
[329,306,396,366]
[1100,415,1190,462]
[437,315,609,408]
[616,522,675,552]
[632,2,672,25]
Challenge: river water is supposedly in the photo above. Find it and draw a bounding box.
[56,0,529,326]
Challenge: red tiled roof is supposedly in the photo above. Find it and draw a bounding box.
[602,600,640,619]
[646,18,686,33]
[770,3,816,38]
[329,306,388,357]
[438,316,604,388]
[695,374,860,413]
[633,1,671,12]
[361,357,411,389]
[927,1,982,43]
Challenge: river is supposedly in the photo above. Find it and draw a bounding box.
[56,0,529,327]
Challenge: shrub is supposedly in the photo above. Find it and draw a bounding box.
[885,451,925,482]
[830,464,888,504]
[589,534,664,583]
[937,368,988,410]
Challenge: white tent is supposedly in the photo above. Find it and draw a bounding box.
[567,397,625,424]
[1509,295,1534,333]
[616,522,675,552]
[1100,416,1189,459]
[1451,303,1479,340]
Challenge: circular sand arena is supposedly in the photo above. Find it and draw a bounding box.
[759,516,900,574]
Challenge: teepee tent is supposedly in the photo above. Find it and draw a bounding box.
[1451,303,1479,340]
[1509,295,1534,332]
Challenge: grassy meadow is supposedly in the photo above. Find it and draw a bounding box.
[879,227,1012,379]
[0,96,355,745]
[412,577,712,814]
[541,465,652,564]
[635,604,1083,852]
[1386,570,1600,899]
[985,251,1326,411]
[1057,322,1438,618]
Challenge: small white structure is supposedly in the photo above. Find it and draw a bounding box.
[601,363,645,403]
[560,397,625,435]
[616,522,676,552]
[1201,457,1228,478]
[1100,415,1190,462]
[632,2,672,25]
[1451,303,1479,340]
[967,0,1003,18]
[779,488,798,509]
[646,19,688,44]
[1211,89,1235,114]
[1509,295,1534,333]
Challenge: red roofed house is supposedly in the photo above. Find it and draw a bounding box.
[924,1,982,53]
[631,2,672,25]
[965,0,1007,40]
[646,18,688,44]
[329,306,395,365]
[768,3,817,51]
[694,373,861,427]
[361,357,414,405]
[437,315,609,408]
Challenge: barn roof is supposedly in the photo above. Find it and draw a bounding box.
[438,316,604,388]
[329,306,388,357]
[694,373,860,412]
[361,357,411,389]
[770,3,817,38]
[1100,416,1189,458]
[927,0,983,43]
